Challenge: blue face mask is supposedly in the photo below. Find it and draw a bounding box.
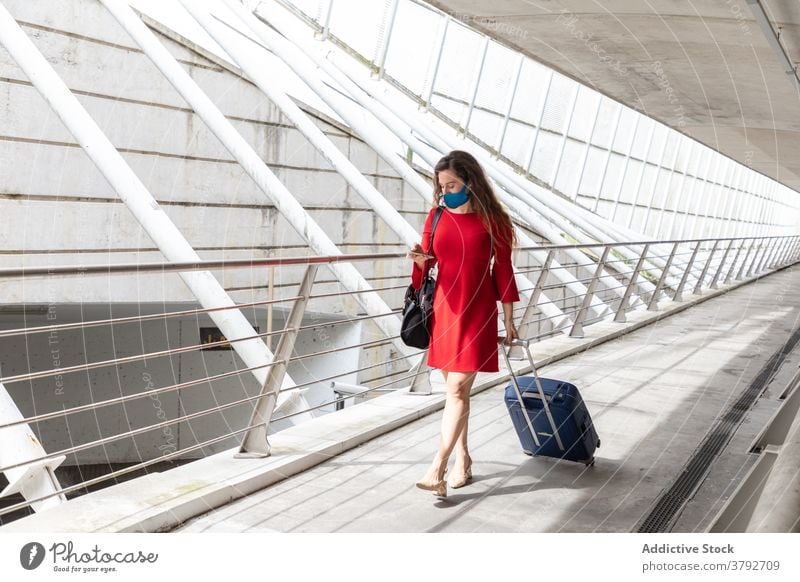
[442,182,470,209]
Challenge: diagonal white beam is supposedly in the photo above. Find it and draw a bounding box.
[253,3,655,319]
[219,0,571,327]
[0,2,311,418]
[250,2,605,324]
[101,0,412,361]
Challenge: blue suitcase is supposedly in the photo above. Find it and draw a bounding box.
[500,339,600,466]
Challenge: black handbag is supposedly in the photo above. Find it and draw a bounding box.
[401,207,444,349]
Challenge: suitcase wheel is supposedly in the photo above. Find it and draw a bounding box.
[585,457,595,467]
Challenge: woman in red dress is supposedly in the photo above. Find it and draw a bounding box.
[408,150,519,497]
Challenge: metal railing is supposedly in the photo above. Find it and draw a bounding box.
[0,233,798,520]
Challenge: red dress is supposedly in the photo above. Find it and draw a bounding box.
[411,207,520,372]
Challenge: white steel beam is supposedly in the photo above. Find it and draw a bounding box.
[103,0,412,360]
[259,2,687,299]
[0,3,311,420]
[218,0,561,324]
[0,383,66,512]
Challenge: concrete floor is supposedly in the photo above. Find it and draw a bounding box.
[175,266,800,533]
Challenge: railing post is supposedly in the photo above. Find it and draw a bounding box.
[673,241,703,302]
[236,265,317,458]
[614,244,650,323]
[785,236,800,265]
[765,237,788,270]
[765,236,786,270]
[747,239,768,277]
[774,236,794,267]
[709,239,734,289]
[781,236,800,265]
[736,238,758,280]
[570,246,610,338]
[724,237,747,284]
[648,242,679,311]
[693,240,719,294]
[518,250,554,340]
[407,351,432,395]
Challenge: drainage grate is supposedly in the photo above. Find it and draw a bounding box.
[636,324,800,532]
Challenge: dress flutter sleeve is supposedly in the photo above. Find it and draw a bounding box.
[491,219,520,303]
[411,208,438,290]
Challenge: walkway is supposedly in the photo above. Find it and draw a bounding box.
[175,266,800,532]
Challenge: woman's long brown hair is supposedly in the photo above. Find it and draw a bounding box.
[433,150,516,248]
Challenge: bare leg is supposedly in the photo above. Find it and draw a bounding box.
[419,371,476,483]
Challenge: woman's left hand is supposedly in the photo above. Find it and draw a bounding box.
[504,318,518,345]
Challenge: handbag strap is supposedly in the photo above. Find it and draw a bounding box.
[423,206,445,277]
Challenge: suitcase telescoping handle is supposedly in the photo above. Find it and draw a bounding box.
[498,337,565,452]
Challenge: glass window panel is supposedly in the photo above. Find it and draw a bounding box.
[575,193,594,210]
[474,42,517,111]
[595,199,614,220]
[661,134,679,171]
[530,132,560,181]
[652,167,673,209]
[430,93,465,122]
[431,21,483,104]
[580,147,607,199]
[382,1,441,95]
[590,100,619,148]
[567,89,599,142]
[553,140,584,196]
[328,0,386,60]
[601,154,625,199]
[611,108,637,152]
[630,119,656,161]
[499,119,532,165]
[468,108,499,146]
[630,206,648,232]
[619,159,644,204]
[509,60,551,124]
[287,0,325,21]
[539,75,575,133]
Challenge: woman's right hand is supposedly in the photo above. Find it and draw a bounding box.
[406,243,428,269]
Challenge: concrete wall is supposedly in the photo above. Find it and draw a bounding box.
[0,0,432,467]
[0,304,361,464]
[0,0,429,309]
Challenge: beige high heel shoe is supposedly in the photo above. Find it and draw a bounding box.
[416,469,447,497]
[448,463,472,489]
